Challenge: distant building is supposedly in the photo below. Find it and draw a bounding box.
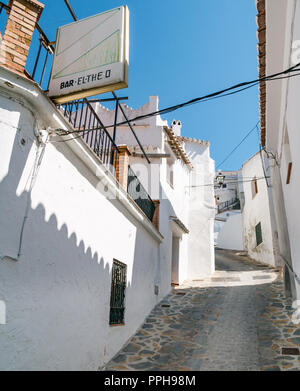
[214,170,243,250]
[214,170,240,211]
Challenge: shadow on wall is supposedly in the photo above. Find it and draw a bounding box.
[0,101,159,370]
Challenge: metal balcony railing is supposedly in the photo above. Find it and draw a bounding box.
[58,99,120,172]
[217,198,240,214]
[127,166,156,222]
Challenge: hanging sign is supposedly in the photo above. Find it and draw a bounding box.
[49,6,129,103]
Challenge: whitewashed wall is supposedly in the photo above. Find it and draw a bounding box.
[94,97,215,284]
[215,188,236,204]
[159,153,190,287]
[215,211,244,251]
[279,0,300,301]
[262,0,299,300]
[242,152,277,266]
[0,70,164,370]
[184,141,215,278]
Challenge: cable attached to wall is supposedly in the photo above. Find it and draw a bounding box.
[280,253,300,287]
[16,132,49,260]
[259,144,271,188]
[0,129,49,262]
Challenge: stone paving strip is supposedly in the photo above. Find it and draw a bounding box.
[103,264,300,371]
[256,280,300,371]
[180,269,279,288]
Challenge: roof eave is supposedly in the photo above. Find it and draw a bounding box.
[163,126,193,169]
[257,0,266,147]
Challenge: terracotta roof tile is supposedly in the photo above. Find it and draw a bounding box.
[163,126,193,169]
[257,0,266,147]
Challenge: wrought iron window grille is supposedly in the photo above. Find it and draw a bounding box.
[109,259,127,326]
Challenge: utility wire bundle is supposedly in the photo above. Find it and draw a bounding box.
[55,61,300,140]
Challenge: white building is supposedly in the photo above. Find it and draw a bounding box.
[90,97,216,283]
[214,170,240,210]
[256,0,300,302]
[0,0,215,370]
[241,151,280,266]
[214,170,243,250]
[0,65,165,370]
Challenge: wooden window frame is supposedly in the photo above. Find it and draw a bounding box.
[251,177,258,198]
[166,158,174,188]
[286,162,292,185]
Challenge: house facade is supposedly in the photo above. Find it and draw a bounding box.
[215,170,240,210]
[90,97,216,284]
[241,151,280,266]
[214,170,244,251]
[256,0,300,303]
[0,65,165,370]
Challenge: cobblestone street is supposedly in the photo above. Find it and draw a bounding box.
[103,249,300,371]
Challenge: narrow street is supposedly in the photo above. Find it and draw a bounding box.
[104,249,300,371]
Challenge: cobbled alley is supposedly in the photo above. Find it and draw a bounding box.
[104,249,300,371]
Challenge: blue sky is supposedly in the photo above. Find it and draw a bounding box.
[32,0,259,170]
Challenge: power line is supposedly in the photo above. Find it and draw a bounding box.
[58,0,300,144]
[53,68,300,142]
[216,122,259,169]
[186,176,270,188]
[101,63,300,128]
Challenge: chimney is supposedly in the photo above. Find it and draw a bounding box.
[171,120,182,137]
[0,0,44,77]
[115,145,131,191]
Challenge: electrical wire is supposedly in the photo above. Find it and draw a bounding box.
[99,63,300,128]
[50,65,300,142]
[50,82,259,143]
[262,147,279,166]
[52,67,300,142]
[216,122,259,169]
[17,136,49,259]
[186,176,269,188]
[259,144,271,188]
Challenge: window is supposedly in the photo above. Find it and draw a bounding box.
[109,260,127,325]
[166,158,174,188]
[286,162,292,185]
[251,177,258,198]
[255,222,263,246]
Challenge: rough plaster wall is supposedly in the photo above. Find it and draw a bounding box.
[215,188,236,204]
[184,142,215,278]
[242,153,276,266]
[0,95,163,370]
[126,149,191,290]
[264,0,299,300]
[282,0,300,300]
[158,154,190,289]
[217,212,244,251]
